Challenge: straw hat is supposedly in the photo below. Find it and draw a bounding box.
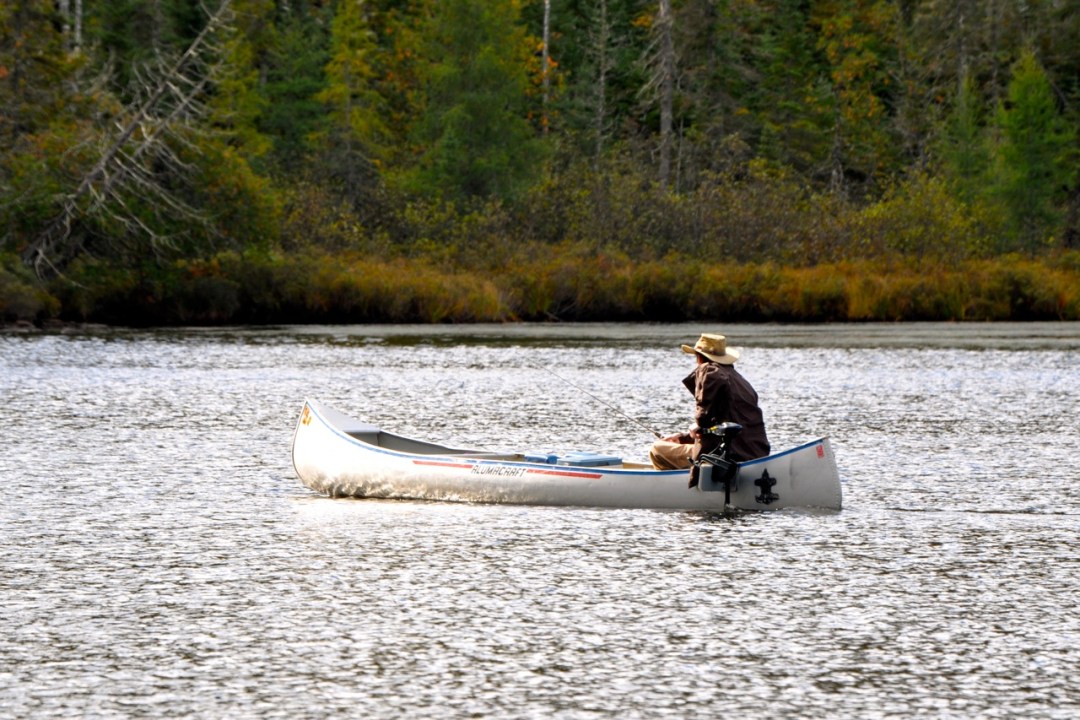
[681,333,740,365]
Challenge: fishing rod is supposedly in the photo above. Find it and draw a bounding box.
[541,366,663,439]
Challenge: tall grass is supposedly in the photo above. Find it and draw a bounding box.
[14,248,1076,325]
[45,252,509,325]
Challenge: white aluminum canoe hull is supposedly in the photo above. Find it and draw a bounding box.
[291,400,842,512]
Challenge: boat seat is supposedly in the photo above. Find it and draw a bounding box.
[524,451,623,467]
[345,428,381,444]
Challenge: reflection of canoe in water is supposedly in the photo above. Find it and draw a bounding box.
[291,400,843,512]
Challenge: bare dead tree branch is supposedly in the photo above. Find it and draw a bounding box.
[21,0,233,278]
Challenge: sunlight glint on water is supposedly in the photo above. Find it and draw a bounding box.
[1,323,1078,718]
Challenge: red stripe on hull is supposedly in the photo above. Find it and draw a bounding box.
[525,468,604,479]
[412,460,474,469]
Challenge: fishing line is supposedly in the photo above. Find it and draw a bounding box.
[541,366,663,439]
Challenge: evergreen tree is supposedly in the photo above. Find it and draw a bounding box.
[407,0,545,203]
[257,1,333,171]
[699,0,832,179]
[1,0,93,257]
[991,50,1074,251]
[812,0,901,192]
[938,72,990,206]
[314,0,390,197]
[543,0,642,165]
[87,0,202,98]
[209,0,273,162]
[0,0,75,138]
[364,0,430,160]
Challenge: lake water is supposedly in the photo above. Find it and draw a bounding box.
[1,322,1078,718]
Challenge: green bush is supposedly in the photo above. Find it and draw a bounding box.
[0,254,59,323]
[854,172,993,260]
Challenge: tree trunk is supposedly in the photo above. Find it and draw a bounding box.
[75,0,83,51]
[657,0,674,189]
[592,0,610,163]
[542,0,550,134]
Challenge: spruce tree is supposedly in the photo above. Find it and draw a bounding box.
[314,0,389,197]
[407,0,545,203]
[939,72,990,206]
[992,50,1074,252]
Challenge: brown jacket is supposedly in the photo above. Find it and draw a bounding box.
[682,362,770,462]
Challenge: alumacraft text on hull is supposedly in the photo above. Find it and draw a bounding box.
[291,400,842,512]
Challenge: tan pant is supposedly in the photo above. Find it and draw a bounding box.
[649,439,695,470]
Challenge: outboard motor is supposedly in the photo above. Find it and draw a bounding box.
[695,422,743,504]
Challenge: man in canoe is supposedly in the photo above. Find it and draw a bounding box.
[650,333,770,481]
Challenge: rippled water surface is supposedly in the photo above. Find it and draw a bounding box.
[2,322,1078,718]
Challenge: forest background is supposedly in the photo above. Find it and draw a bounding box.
[1,0,1078,326]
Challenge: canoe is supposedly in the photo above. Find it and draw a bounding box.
[291,399,843,512]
